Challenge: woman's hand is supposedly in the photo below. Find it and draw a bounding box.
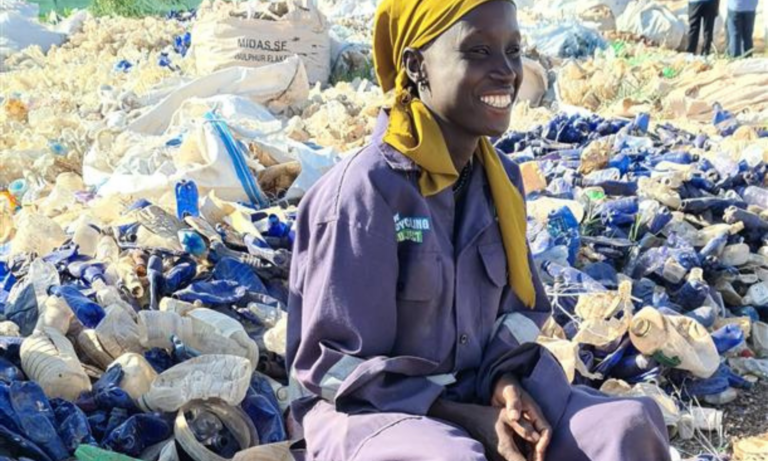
[462,405,527,461]
[492,373,552,461]
[428,400,525,461]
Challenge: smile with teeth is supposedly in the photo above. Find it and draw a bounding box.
[480,94,512,109]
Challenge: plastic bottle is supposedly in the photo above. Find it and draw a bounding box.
[720,243,750,266]
[72,219,101,258]
[20,327,92,401]
[638,177,682,210]
[138,354,253,413]
[137,310,259,367]
[742,186,768,209]
[35,294,75,335]
[711,324,745,354]
[175,400,259,461]
[178,229,207,257]
[95,305,142,360]
[108,353,158,402]
[699,231,729,258]
[8,178,28,203]
[10,210,68,256]
[28,258,60,306]
[116,255,144,299]
[541,261,606,292]
[672,268,708,310]
[175,180,200,219]
[693,222,744,248]
[264,316,287,356]
[629,307,719,378]
[50,285,106,329]
[703,387,739,405]
[8,381,70,461]
[743,282,768,307]
[76,445,142,461]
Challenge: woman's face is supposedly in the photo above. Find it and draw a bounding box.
[415,1,523,138]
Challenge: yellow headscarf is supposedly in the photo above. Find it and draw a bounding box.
[373,0,535,308]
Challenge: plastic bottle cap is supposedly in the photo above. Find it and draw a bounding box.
[632,318,651,337]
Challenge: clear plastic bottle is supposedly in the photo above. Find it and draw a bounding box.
[20,327,92,401]
[28,258,60,305]
[742,186,768,209]
[720,243,751,267]
[743,282,768,307]
[638,177,681,210]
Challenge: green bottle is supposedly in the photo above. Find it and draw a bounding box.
[75,445,142,461]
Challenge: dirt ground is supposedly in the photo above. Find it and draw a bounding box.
[673,381,768,460]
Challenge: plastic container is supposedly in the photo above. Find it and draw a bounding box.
[742,186,768,209]
[720,243,751,267]
[629,307,719,378]
[138,355,253,413]
[20,327,92,401]
[109,353,158,401]
[10,210,68,256]
[137,311,259,368]
[35,294,75,335]
[72,219,101,258]
[711,324,746,354]
[95,305,143,360]
[175,400,259,461]
[28,258,60,306]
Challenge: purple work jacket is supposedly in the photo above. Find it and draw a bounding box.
[287,111,553,424]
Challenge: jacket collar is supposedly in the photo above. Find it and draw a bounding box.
[373,110,420,172]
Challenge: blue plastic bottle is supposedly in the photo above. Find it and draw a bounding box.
[175,180,200,219]
[50,286,105,329]
[711,324,745,354]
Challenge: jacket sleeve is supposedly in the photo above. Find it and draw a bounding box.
[476,159,553,404]
[287,192,445,417]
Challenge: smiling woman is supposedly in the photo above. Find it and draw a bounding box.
[286,1,673,461]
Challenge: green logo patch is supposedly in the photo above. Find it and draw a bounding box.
[394,213,430,244]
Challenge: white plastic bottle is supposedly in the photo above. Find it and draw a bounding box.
[20,327,92,401]
[629,307,719,378]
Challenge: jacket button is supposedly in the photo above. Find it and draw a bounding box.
[459,334,469,345]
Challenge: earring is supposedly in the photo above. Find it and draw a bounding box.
[418,77,429,93]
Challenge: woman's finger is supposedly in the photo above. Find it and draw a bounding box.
[503,385,523,421]
[532,421,552,461]
[510,418,540,443]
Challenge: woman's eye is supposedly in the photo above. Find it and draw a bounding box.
[506,47,521,57]
[470,47,490,56]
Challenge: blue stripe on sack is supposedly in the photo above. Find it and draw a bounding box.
[204,112,269,209]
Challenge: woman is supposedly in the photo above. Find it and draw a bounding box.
[286,1,672,460]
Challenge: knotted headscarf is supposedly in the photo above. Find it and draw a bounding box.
[373,0,535,308]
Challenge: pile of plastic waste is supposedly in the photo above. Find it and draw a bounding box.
[555,41,768,122]
[1,176,296,460]
[495,108,768,449]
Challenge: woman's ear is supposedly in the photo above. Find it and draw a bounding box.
[402,47,427,86]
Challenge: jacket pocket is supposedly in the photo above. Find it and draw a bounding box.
[478,243,507,288]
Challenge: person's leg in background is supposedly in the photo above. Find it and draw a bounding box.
[702,0,720,54]
[727,10,742,56]
[688,1,706,53]
[742,10,756,56]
